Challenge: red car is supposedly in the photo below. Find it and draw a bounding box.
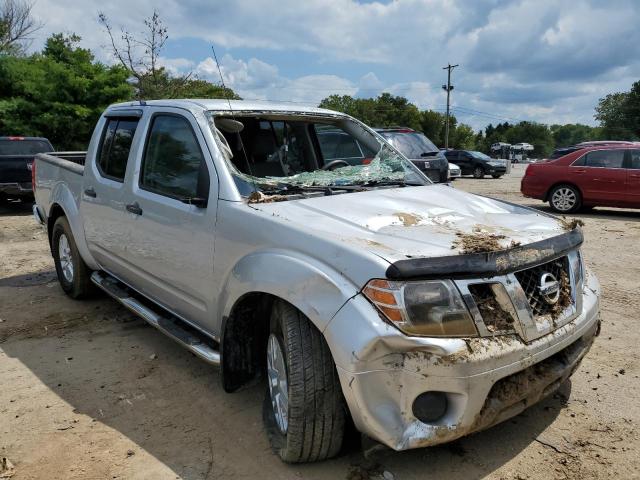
[521,145,640,212]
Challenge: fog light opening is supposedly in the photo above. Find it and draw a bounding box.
[412,391,448,423]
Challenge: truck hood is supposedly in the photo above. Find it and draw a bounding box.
[250,185,566,263]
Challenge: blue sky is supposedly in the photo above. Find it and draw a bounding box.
[31,0,640,131]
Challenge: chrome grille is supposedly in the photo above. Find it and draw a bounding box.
[467,283,516,333]
[514,256,571,317]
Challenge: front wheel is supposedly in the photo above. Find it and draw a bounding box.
[265,300,345,463]
[491,174,503,179]
[549,184,582,213]
[473,166,485,179]
[51,216,94,298]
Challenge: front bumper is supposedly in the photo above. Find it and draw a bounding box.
[486,165,507,175]
[324,268,600,451]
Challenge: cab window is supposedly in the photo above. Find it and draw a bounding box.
[97,118,139,181]
[140,115,209,201]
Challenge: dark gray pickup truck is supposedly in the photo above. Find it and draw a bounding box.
[0,136,54,202]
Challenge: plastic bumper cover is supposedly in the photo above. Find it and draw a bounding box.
[324,270,600,451]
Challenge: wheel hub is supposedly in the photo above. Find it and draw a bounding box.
[58,234,74,283]
[267,333,288,434]
[552,188,576,212]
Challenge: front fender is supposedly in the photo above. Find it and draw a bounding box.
[219,249,359,332]
[48,183,99,270]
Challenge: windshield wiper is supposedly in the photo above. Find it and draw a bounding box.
[420,151,439,157]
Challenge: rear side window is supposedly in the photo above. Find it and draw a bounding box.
[140,115,208,200]
[581,149,625,168]
[97,118,139,181]
[630,150,640,169]
[0,139,52,156]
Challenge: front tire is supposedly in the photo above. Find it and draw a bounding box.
[491,174,503,179]
[51,216,94,298]
[265,300,345,463]
[473,166,485,178]
[549,184,582,213]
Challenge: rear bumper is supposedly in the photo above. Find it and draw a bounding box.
[33,204,46,226]
[325,268,600,451]
[0,182,33,196]
[520,177,547,199]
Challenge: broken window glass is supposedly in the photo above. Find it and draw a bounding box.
[207,112,430,198]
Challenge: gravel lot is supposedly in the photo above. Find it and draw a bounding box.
[1,164,639,479]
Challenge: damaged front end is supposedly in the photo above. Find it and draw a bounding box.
[324,227,601,451]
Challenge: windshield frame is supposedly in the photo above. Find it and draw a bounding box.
[206,111,432,198]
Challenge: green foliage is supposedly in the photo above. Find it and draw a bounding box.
[137,72,240,100]
[320,93,421,130]
[319,94,475,149]
[595,81,640,140]
[0,33,132,150]
[550,123,603,147]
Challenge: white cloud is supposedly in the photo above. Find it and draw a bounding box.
[27,0,640,130]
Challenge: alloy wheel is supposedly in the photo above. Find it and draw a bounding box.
[267,333,289,434]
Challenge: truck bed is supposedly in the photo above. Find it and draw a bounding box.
[33,152,87,217]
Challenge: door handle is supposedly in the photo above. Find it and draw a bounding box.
[630,174,640,178]
[126,202,143,215]
[574,169,587,174]
[84,187,97,198]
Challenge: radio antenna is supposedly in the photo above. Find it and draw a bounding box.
[210,46,257,190]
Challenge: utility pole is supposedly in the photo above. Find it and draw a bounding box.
[442,63,459,149]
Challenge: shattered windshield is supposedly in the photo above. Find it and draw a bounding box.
[207,112,429,197]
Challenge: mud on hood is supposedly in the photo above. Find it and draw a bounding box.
[249,185,568,264]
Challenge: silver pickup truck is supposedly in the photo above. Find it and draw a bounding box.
[33,99,601,463]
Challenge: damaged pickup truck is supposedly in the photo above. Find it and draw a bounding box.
[32,100,601,463]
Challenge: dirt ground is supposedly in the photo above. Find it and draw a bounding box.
[1,164,639,479]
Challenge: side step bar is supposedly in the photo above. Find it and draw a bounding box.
[91,271,220,366]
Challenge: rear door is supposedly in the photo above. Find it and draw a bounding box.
[627,149,640,207]
[572,149,626,205]
[81,114,140,281]
[120,109,218,328]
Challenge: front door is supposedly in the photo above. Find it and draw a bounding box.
[121,110,218,328]
[576,149,627,205]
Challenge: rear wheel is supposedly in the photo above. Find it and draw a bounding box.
[51,216,94,298]
[549,184,582,213]
[473,166,485,179]
[264,300,345,463]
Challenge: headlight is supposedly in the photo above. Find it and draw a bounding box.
[488,161,504,167]
[363,279,477,337]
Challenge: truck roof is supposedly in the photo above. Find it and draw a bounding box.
[107,99,341,117]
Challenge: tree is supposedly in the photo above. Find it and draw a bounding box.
[0,0,42,55]
[99,10,237,100]
[550,123,602,147]
[0,33,132,149]
[319,94,474,148]
[595,81,640,140]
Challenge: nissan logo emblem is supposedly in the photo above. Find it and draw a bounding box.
[538,272,560,305]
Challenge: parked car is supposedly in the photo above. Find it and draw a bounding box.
[444,149,507,178]
[548,141,638,160]
[33,100,600,463]
[375,128,448,182]
[0,136,53,203]
[448,162,461,180]
[522,145,640,212]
